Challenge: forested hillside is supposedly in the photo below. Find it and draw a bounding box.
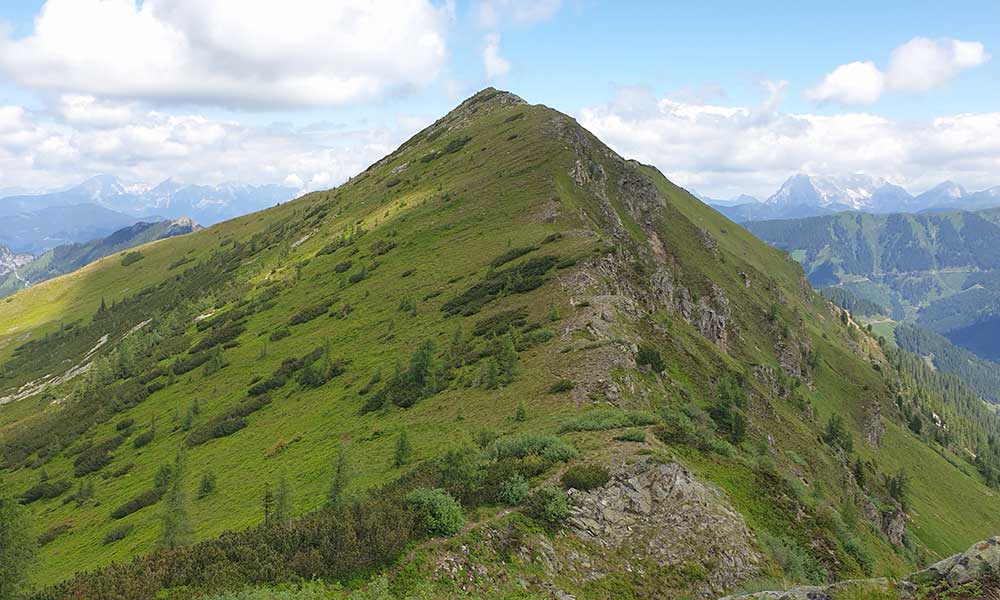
[747,210,1000,361]
[2,89,1000,600]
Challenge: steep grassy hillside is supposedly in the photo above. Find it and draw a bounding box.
[745,210,1000,361]
[2,89,1000,600]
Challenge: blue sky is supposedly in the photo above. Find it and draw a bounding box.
[0,0,996,199]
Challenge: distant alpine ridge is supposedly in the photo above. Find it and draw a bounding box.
[702,174,1000,222]
[0,217,202,298]
[0,175,296,227]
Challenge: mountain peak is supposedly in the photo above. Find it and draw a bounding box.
[918,180,967,202]
[439,87,528,125]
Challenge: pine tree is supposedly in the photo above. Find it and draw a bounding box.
[515,402,527,422]
[853,457,866,488]
[494,334,518,384]
[0,483,35,598]
[159,454,193,549]
[447,324,468,368]
[274,476,291,525]
[262,483,274,526]
[394,429,413,467]
[197,472,216,499]
[327,445,350,509]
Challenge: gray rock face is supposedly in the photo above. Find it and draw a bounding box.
[882,507,906,547]
[566,460,762,597]
[911,536,1000,587]
[864,399,886,448]
[720,579,897,600]
[725,536,1000,599]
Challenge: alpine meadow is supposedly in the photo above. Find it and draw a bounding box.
[1,3,1000,599]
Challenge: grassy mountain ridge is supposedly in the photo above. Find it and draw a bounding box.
[1,89,1000,598]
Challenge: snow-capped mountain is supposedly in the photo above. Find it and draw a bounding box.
[705,174,1000,223]
[766,174,912,212]
[0,175,298,226]
[915,180,968,207]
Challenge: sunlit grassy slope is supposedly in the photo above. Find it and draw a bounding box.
[1,89,999,595]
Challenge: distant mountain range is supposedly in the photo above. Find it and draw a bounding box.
[0,217,201,298]
[745,207,1000,361]
[703,174,1000,222]
[0,175,297,253]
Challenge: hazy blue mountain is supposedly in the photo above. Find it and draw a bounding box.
[0,175,297,227]
[0,217,201,298]
[0,203,148,254]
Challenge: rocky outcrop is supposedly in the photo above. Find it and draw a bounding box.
[698,284,730,350]
[649,267,730,349]
[0,244,32,277]
[864,399,886,447]
[882,507,906,547]
[724,536,1000,599]
[566,460,762,597]
[721,579,899,600]
[911,536,1000,587]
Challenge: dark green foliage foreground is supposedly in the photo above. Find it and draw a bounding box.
[4,88,1000,599]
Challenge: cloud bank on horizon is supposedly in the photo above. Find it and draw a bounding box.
[0,0,994,201]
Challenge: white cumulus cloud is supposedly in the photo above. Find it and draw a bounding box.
[0,0,451,109]
[806,37,990,105]
[579,86,1000,199]
[804,61,885,105]
[0,97,413,193]
[482,33,511,78]
[886,37,991,92]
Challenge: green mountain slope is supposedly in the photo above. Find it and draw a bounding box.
[2,89,1000,600]
[745,210,1000,361]
[0,218,201,298]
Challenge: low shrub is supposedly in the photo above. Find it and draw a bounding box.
[561,464,610,491]
[133,429,154,449]
[120,251,144,266]
[38,522,72,546]
[472,308,527,337]
[21,479,72,504]
[489,246,537,268]
[497,474,529,505]
[613,429,647,443]
[110,488,163,519]
[186,395,271,447]
[559,408,657,432]
[524,485,569,528]
[636,344,665,373]
[269,329,291,342]
[489,433,577,463]
[404,488,464,536]
[548,379,574,394]
[102,524,134,545]
[759,532,828,584]
[370,240,397,256]
[289,303,328,326]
